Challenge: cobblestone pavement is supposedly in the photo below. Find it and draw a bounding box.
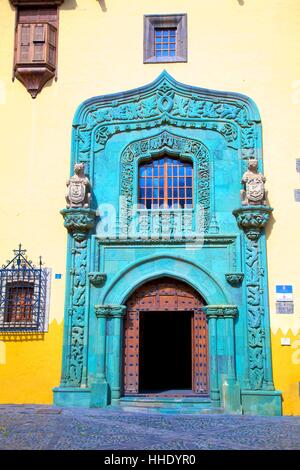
[0,405,299,450]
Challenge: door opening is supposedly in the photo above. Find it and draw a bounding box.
[139,311,192,392]
[123,277,208,396]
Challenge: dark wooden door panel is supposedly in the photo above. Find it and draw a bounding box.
[123,278,208,395]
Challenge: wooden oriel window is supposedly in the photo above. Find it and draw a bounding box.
[138,156,193,209]
[12,3,61,98]
[16,22,57,66]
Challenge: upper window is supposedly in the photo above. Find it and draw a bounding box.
[154,28,176,59]
[0,245,50,332]
[138,156,193,209]
[144,14,187,63]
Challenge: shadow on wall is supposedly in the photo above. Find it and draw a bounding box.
[238,0,245,5]
[61,0,78,10]
[265,192,276,240]
[99,0,107,12]
[61,0,107,11]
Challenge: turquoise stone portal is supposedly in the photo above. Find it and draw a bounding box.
[53,72,282,416]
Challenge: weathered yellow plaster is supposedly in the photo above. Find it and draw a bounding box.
[271,329,300,415]
[0,342,6,365]
[0,321,63,404]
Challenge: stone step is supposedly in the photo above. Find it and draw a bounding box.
[115,405,224,415]
[112,396,224,415]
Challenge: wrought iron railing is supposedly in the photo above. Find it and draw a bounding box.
[0,245,49,332]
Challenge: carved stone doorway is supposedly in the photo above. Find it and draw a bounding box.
[123,278,208,396]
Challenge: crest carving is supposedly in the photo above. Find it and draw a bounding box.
[241,159,267,206]
[66,163,91,208]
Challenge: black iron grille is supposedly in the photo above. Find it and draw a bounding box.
[0,245,48,332]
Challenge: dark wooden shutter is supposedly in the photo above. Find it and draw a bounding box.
[47,24,57,67]
[18,23,31,63]
[33,23,46,62]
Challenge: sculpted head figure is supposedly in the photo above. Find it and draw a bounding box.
[74,162,85,176]
[248,159,258,172]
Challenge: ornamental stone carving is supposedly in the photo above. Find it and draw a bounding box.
[95,305,126,318]
[241,159,267,206]
[202,305,238,318]
[60,208,96,241]
[233,206,273,241]
[66,163,91,208]
[225,273,244,286]
[88,272,107,287]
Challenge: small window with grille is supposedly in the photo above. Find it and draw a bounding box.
[0,245,50,332]
[144,14,187,63]
[138,156,193,209]
[154,28,177,58]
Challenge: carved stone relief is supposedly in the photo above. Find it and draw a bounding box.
[66,163,91,209]
[241,159,267,206]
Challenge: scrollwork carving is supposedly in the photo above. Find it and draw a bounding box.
[74,74,254,160]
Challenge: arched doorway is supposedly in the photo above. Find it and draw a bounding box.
[123,277,208,396]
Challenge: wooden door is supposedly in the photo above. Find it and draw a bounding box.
[123,278,208,395]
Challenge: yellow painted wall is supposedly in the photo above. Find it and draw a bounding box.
[271,329,300,415]
[0,0,299,412]
[0,321,63,404]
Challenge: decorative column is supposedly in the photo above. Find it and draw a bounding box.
[224,307,238,384]
[94,304,126,403]
[203,307,220,407]
[233,205,274,390]
[202,305,240,412]
[61,208,96,387]
[53,207,96,406]
[92,305,110,407]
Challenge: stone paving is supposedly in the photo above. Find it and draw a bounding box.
[0,405,299,450]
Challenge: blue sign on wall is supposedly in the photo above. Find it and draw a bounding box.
[276,285,293,301]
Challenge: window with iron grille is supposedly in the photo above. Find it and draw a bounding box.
[144,14,187,63]
[138,156,193,209]
[0,245,50,332]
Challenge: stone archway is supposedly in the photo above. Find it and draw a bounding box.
[123,277,208,396]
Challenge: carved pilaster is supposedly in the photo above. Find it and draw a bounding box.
[202,305,238,407]
[95,305,126,401]
[60,208,96,388]
[233,205,274,390]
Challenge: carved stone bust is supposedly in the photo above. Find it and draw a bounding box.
[241,159,267,206]
[66,163,91,208]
